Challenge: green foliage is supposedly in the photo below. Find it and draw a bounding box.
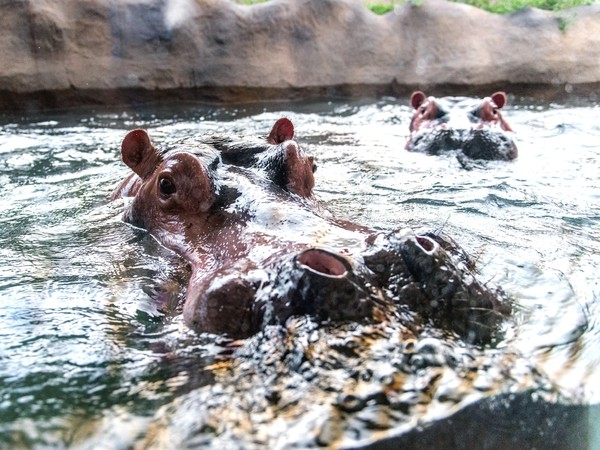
[450,0,595,14]
[367,3,396,14]
[238,0,594,14]
[364,0,594,14]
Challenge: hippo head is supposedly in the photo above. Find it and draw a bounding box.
[118,130,218,232]
[406,91,518,161]
[114,119,388,338]
[113,119,510,344]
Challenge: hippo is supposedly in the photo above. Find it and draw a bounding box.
[112,119,510,343]
[406,91,518,161]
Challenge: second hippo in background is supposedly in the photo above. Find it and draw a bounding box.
[406,91,518,161]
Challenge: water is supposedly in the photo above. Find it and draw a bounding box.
[0,95,598,448]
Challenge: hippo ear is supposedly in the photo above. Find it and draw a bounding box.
[121,129,162,179]
[491,92,507,109]
[410,91,427,109]
[267,118,295,144]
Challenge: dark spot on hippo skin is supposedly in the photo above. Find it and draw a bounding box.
[264,388,281,405]
[336,393,367,413]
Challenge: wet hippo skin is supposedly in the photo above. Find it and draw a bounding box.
[406,91,518,161]
[112,119,510,343]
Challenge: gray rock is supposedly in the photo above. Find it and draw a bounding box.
[0,0,599,108]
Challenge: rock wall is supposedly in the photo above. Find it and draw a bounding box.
[0,0,599,110]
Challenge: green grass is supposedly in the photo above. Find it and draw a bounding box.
[449,0,595,14]
[237,0,269,4]
[236,0,595,14]
[364,0,594,15]
[367,4,396,13]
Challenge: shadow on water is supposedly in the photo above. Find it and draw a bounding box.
[0,94,598,448]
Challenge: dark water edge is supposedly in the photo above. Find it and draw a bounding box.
[1,82,600,114]
[362,393,599,450]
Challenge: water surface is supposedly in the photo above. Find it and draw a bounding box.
[0,95,598,448]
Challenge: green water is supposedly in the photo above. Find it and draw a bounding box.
[0,96,598,448]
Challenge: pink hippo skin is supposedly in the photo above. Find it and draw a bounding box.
[112,119,510,343]
[406,91,518,161]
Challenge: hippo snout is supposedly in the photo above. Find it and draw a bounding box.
[397,232,448,287]
[410,128,517,161]
[184,271,260,338]
[183,249,382,339]
[365,229,510,343]
[463,129,518,160]
[410,129,462,154]
[291,249,362,321]
[257,248,378,328]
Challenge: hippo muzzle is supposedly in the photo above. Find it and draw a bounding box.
[365,229,511,343]
[406,91,518,161]
[257,248,376,327]
[183,248,381,339]
[462,128,518,160]
[410,128,517,161]
[183,270,260,338]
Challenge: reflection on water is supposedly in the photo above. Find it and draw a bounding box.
[0,96,598,448]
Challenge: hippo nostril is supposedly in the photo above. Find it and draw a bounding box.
[416,236,437,253]
[296,249,348,277]
[259,248,376,327]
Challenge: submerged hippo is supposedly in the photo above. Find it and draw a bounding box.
[112,119,510,343]
[406,91,518,161]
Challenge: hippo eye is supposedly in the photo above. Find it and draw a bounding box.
[159,177,176,196]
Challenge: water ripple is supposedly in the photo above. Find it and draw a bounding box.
[0,97,598,447]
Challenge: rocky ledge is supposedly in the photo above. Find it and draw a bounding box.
[1,0,599,110]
